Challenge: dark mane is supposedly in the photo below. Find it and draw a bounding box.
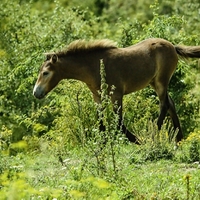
[55,39,117,57]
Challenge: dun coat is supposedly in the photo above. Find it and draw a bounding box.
[33,38,200,143]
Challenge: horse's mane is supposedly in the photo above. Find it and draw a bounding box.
[55,39,117,57]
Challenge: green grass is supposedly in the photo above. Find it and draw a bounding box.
[0,137,200,200]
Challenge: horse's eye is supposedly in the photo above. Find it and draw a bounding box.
[43,71,49,76]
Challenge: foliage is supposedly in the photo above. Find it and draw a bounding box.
[176,131,200,163]
[1,0,200,199]
[0,134,200,199]
[1,0,200,143]
[130,121,177,163]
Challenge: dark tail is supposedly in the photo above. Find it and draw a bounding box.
[175,45,200,58]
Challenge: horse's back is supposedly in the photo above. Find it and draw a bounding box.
[125,38,175,52]
[124,38,178,72]
[105,38,178,94]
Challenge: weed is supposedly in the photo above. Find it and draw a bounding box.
[84,59,124,178]
[130,121,177,163]
[184,174,191,200]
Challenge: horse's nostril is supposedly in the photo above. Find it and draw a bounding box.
[33,89,37,97]
[33,88,46,99]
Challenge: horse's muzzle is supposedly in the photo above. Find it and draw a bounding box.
[33,85,46,99]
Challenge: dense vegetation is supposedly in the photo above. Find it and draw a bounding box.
[0,0,200,199]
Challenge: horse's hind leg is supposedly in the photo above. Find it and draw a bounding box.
[157,92,168,130]
[150,82,169,131]
[152,82,183,142]
[157,91,183,142]
[167,95,183,142]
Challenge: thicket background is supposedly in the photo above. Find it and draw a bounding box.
[1,0,200,144]
[0,0,200,199]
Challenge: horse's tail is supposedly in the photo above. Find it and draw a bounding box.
[175,45,200,58]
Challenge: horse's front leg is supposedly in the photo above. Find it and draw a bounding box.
[93,94,140,144]
[112,96,140,144]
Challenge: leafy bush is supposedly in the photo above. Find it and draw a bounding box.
[129,121,177,163]
[0,0,110,143]
[1,0,200,146]
[176,131,200,163]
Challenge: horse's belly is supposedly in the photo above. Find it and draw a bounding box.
[123,83,148,94]
[122,75,153,95]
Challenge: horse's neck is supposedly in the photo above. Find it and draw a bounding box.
[60,53,102,95]
[60,54,94,83]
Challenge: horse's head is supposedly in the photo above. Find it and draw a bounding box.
[33,53,61,99]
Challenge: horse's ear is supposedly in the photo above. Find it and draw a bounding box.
[50,54,58,64]
[45,54,51,61]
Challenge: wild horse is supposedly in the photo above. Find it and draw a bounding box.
[33,38,200,144]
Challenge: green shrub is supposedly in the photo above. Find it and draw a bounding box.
[129,121,177,163]
[176,131,200,163]
[1,0,200,155]
[0,0,110,143]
